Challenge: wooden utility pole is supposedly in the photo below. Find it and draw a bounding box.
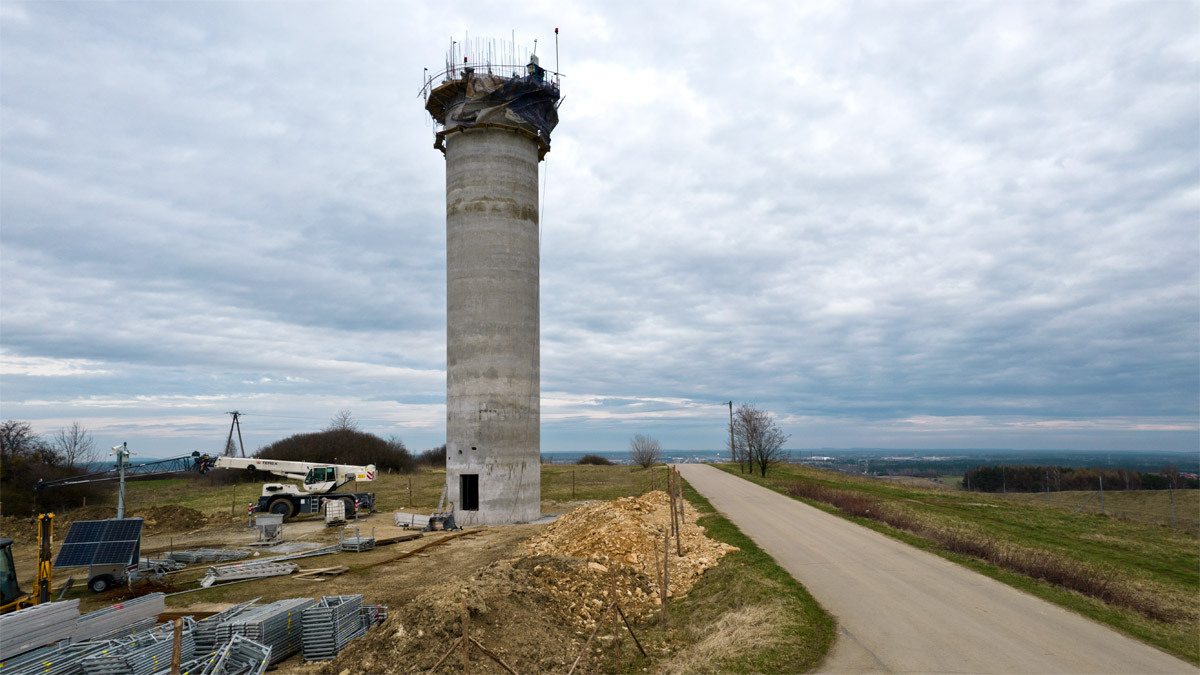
[727,401,735,463]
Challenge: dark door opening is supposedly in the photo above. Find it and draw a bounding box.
[461,474,479,511]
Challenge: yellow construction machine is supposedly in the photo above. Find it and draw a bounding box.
[0,513,53,614]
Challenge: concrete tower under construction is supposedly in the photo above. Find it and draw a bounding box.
[423,38,560,526]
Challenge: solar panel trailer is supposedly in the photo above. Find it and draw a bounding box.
[54,518,144,593]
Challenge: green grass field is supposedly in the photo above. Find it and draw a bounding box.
[717,463,1200,663]
[1000,487,1200,531]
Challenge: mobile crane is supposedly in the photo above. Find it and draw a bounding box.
[35,451,377,522]
[195,455,377,519]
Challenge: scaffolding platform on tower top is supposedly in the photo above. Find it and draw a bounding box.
[421,36,562,159]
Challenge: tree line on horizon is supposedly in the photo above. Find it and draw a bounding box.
[963,463,1198,493]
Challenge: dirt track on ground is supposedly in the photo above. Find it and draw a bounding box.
[676,463,1195,674]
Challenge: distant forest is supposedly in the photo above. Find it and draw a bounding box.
[962,464,1198,493]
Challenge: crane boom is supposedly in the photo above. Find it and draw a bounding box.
[197,456,375,494]
[35,455,205,490]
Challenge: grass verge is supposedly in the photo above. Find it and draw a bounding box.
[638,478,834,673]
[716,463,1199,664]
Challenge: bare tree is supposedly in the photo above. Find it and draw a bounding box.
[1163,464,1181,489]
[732,404,789,477]
[52,421,98,468]
[629,434,662,469]
[0,420,59,467]
[328,409,359,431]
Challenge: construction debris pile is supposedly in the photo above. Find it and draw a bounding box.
[0,593,386,675]
[524,490,738,627]
[528,490,738,589]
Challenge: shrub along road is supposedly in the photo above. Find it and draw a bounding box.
[676,463,1194,674]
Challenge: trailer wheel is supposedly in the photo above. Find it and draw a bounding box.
[88,574,116,593]
[268,498,295,518]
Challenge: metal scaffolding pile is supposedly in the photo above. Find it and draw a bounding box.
[361,604,388,628]
[214,598,315,665]
[300,595,364,662]
[338,527,375,553]
[79,619,196,675]
[166,549,251,564]
[1,593,382,674]
[189,633,271,675]
[0,600,81,660]
[200,562,298,588]
[0,639,114,675]
[73,593,166,642]
[193,599,258,653]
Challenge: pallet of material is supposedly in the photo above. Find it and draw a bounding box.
[293,566,350,581]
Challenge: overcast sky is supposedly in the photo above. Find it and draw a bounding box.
[2,1,1197,458]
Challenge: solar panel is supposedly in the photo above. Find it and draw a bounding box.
[56,542,100,568]
[62,520,104,545]
[54,518,143,568]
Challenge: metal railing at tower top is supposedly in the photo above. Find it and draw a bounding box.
[419,36,562,100]
[419,62,563,101]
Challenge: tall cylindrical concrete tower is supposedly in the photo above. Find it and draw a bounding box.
[423,42,560,526]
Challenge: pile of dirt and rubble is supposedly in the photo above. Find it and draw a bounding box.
[319,557,621,674]
[129,505,208,533]
[1,505,207,541]
[311,492,737,674]
[526,490,737,613]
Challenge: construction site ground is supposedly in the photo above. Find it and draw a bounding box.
[1,469,834,673]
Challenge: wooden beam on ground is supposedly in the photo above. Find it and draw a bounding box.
[353,529,479,573]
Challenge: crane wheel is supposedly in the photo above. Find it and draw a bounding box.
[340,497,356,516]
[88,574,115,593]
[267,499,295,518]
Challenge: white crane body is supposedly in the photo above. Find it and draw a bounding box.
[196,455,376,519]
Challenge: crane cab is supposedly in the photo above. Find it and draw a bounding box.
[303,466,339,492]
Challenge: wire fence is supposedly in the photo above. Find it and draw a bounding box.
[994,487,1199,532]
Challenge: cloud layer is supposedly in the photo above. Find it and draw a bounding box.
[2,1,1196,455]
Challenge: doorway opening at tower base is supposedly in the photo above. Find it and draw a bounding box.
[461,474,479,511]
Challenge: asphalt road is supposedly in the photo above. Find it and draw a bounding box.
[676,463,1195,674]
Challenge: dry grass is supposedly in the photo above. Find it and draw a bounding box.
[664,602,785,674]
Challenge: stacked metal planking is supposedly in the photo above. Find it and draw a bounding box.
[0,600,81,660]
[72,593,166,643]
[200,562,298,588]
[214,598,315,665]
[165,550,250,564]
[192,599,258,654]
[300,595,364,662]
[338,528,374,553]
[0,639,115,675]
[79,619,196,675]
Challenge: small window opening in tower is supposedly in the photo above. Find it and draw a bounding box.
[461,474,480,511]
